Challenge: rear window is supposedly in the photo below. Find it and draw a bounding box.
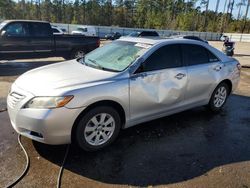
[30,23,52,37]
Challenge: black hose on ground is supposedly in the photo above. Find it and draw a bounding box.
[0,108,7,113]
[4,134,30,188]
[1,107,70,188]
[57,144,70,188]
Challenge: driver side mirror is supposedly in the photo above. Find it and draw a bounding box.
[1,30,6,36]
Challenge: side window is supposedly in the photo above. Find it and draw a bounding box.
[30,23,51,37]
[52,28,59,33]
[208,50,220,62]
[142,44,182,72]
[4,23,29,36]
[182,44,209,66]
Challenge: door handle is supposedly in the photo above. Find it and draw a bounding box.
[130,72,148,79]
[213,65,222,71]
[175,73,186,80]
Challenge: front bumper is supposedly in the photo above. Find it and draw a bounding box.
[7,84,85,145]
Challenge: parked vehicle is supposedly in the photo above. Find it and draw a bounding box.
[51,26,65,35]
[173,35,208,44]
[105,32,121,40]
[71,26,97,36]
[7,37,240,151]
[223,41,235,56]
[128,31,159,37]
[220,35,229,42]
[0,20,100,60]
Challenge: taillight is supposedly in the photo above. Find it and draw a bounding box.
[237,62,241,70]
[96,39,100,47]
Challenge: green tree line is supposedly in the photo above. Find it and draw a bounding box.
[0,0,250,33]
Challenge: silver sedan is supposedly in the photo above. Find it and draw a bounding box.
[7,37,241,151]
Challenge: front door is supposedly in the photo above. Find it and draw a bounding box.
[129,44,187,122]
[0,22,33,59]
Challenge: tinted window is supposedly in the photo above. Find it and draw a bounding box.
[4,22,29,36]
[140,31,159,37]
[143,44,182,72]
[129,32,139,37]
[30,23,51,37]
[208,50,219,62]
[182,44,209,66]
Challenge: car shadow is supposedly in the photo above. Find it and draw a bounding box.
[0,59,63,76]
[33,94,250,186]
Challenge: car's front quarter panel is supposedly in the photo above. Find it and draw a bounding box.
[65,75,130,121]
[7,83,85,144]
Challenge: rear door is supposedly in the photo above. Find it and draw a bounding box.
[29,22,54,57]
[0,22,33,59]
[181,44,222,105]
[129,44,187,121]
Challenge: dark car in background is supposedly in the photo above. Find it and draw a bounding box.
[182,35,208,44]
[105,32,121,40]
[173,35,208,44]
[128,31,159,37]
[0,20,100,60]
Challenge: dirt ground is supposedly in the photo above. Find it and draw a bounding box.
[209,41,250,68]
[0,41,250,188]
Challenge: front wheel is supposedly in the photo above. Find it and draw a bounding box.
[75,106,121,151]
[208,83,229,112]
[70,49,85,59]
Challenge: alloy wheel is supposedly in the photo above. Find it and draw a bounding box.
[213,86,227,108]
[84,113,115,146]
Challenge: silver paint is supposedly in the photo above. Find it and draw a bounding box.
[7,37,240,145]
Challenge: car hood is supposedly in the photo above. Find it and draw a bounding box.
[14,60,119,96]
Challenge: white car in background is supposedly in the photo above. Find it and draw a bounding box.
[71,26,96,36]
[52,26,65,35]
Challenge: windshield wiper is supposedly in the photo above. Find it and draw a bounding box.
[84,58,120,72]
[87,58,102,68]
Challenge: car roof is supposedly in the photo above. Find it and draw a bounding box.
[118,37,231,62]
[118,37,167,45]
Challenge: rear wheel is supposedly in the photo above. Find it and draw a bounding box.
[70,49,85,59]
[208,83,229,112]
[75,106,121,151]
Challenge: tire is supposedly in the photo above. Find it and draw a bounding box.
[226,51,233,56]
[70,49,85,59]
[208,83,229,112]
[75,106,121,151]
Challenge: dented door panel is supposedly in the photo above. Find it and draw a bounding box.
[129,67,187,121]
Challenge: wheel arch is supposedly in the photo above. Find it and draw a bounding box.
[71,100,126,143]
[219,79,232,94]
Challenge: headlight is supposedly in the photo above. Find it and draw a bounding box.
[23,96,73,109]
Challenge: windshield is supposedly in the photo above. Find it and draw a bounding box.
[77,28,87,32]
[82,41,150,72]
[129,32,139,37]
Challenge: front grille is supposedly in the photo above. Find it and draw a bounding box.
[8,92,25,108]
